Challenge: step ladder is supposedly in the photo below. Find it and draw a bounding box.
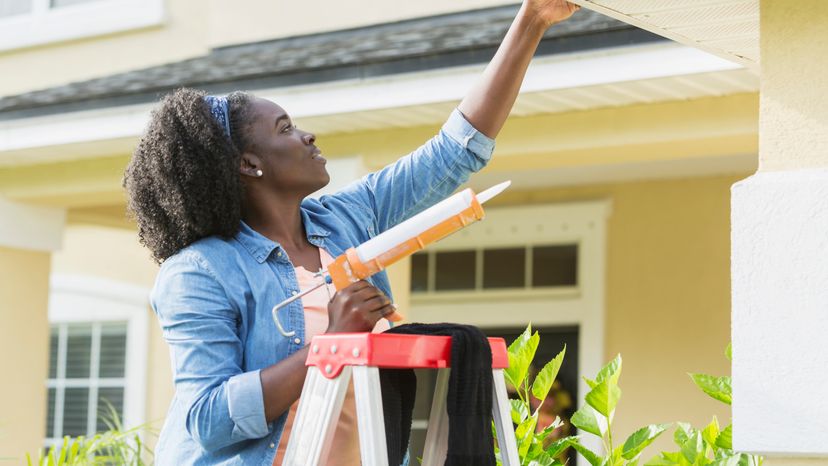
[281,332,520,466]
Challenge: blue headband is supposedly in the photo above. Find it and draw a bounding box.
[204,95,232,140]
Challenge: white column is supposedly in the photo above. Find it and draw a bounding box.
[732,0,828,461]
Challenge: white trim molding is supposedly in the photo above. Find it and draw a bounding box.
[48,274,150,438]
[732,169,828,456]
[0,195,65,251]
[0,0,165,52]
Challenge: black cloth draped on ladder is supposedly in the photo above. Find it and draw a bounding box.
[379,323,496,466]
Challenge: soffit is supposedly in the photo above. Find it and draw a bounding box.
[568,0,759,69]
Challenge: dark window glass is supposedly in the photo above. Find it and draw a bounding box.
[483,248,525,289]
[434,251,476,291]
[410,253,429,292]
[532,245,578,287]
[99,323,127,378]
[65,325,91,379]
[63,388,89,437]
[46,388,56,437]
[96,387,125,432]
[48,328,59,379]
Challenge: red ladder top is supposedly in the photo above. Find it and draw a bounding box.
[306,333,509,379]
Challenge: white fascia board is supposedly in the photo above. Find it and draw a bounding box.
[263,42,742,117]
[0,195,66,251]
[0,42,742,161]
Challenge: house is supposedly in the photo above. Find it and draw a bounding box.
[3,0,799,462]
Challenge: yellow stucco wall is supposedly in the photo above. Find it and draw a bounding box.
[208,0,512,48]
[491,174,738,451]
[0,247,51,461]
[0,0,208,97]
[0,0,514,97]
[759,0,828,171]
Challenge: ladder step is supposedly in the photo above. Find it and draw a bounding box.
[306,333,508,378]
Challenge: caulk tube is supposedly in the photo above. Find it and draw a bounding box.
[356,189,474,263]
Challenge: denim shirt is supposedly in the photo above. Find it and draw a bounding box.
[150,109,495,465]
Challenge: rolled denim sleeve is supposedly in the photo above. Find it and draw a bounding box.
[326,108,495,233]
[151,253,268,452]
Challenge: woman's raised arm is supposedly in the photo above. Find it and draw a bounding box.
[457,0,580,138]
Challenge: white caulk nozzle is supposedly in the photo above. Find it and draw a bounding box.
[476,180,511,204]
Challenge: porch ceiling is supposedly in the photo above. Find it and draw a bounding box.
[568,0,759,69]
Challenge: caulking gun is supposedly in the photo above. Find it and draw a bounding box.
[272,180,511,337]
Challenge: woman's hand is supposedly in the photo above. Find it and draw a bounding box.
[524,0,581,28]
[326,280,394,333]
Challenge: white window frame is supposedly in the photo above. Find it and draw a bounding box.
[46,274,149,445]
[0,0,165,52]
[409,200,610,461]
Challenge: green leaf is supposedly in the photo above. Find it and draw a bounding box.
[708,454,740,466]
[583,376,599,390]
[510,399,529,425]
[596,354,623,385]
[674,422,694,445]
[566,439,603,466]
[585,379,622,418]
[715,425,733,450]
[505,331,540,391]
[680,432,704,464]
[622,424,670,460]
[725,343,732,362]
[571,405,603,437]
[532,345,566,401]
[507,324,533,355]
[644,455,679,466]
[689,373,732,405]
[702,417,720,447]
[545,437,573,458]
[516,414,539,458]
[527,451,561,466]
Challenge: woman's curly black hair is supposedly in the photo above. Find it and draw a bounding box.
[124,88,256,263]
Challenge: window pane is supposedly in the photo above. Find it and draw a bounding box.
[0,0,31,17]
[46,388,56,438]
[532,245,578,287]
[99,323,127,378]
[483,248,525,289]
[65,325,92,379]
[51,0,100,7]
[63,388,89,437]
[96,387,124,432]
[48,327,59,379]
[410,253,428,292]
[434,250,475,291]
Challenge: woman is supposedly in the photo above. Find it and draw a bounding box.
[124,1,579,464]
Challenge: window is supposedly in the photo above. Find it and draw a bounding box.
[0,0,164,52]
[46,275,148,447]
[411,244,578,293]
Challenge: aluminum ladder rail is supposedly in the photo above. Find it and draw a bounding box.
[281,332,519,466]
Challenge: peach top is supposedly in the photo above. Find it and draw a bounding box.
[273,248,390,465]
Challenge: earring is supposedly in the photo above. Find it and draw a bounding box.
[255,169,263,177]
